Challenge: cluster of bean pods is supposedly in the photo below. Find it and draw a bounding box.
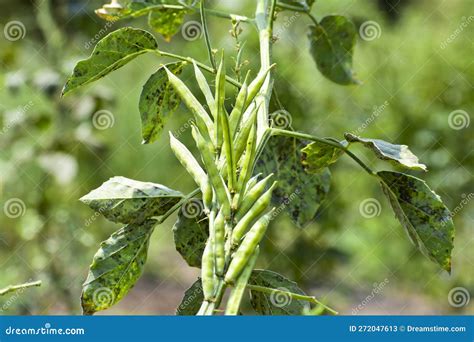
[166,56,275,315]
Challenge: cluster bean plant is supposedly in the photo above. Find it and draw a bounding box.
[62,0,456,315]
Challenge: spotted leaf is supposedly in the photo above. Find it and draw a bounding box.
[378,171,455,272]
[176,278,204,315]
[148,8,188,41]
[308,15,359,85]
[80,176,183,224]
[172,199,208,268]
[345,133,427,171]
[81,219,155,315]
[255,135,331,228]
[62,28,157,96]
[301,141,345,173]
[139,62,185,144]
[249,270,308,315]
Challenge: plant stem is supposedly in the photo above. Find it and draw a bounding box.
[200,0,216,71]
[246,284,338,315]
[306,12,319,26]
[156,50,241,88]
[270,128,377,176]
[155,187,201,224]
[0,280,42,296]
[275,2,309,12]
[255,0,275,145]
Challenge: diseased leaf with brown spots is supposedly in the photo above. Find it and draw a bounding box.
[249,270,308,315]
[301,141,344,173]
[172,199,208,268]
[255,135,331,228]
[139,62,184,144]
[378,171,455,272]
[345,133,427,171]
[308,15,359,85]
[176,278,204,315]
[81,219,155,315]
[148,8,188,41]
[62,28,157,96]
[80,176,183,224]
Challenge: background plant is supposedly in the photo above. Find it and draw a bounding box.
[59,0,462,316]
[1,0,472,315]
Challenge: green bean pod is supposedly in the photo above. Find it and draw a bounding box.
[231,172,261,211]
[225,210,274,284]
[228,72,250,136]
[191,125,231,217]
[165,67,214,141]
[232,182,276,245]
[169,132,212,209]
[236,123,256,194]
[244,64,275,108]
[235,173,274,220]
[214,53,226,151]
[233,106,257,163]
[225,246,259,315]
[202,179,213,212]
[213,210,226,276]
[192,61,216,119]
[201,237,216,301]
[244,173,262,194]
[219,97,236,192]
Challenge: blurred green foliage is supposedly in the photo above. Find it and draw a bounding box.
[0,0,472,314]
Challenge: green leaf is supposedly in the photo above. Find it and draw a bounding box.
[345,133,427,171]
[255,135,331,228]
[301,141,344,173]
[62,28,158,96]
[139,62,185,144]
[81,219,155,315]
[148,8,187,41]
[80,176,183,224]
[308,15,358,85]
[378,171,455,272]
[249,270,308,315]
[176,278,204,315]
[172,199,208,268]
